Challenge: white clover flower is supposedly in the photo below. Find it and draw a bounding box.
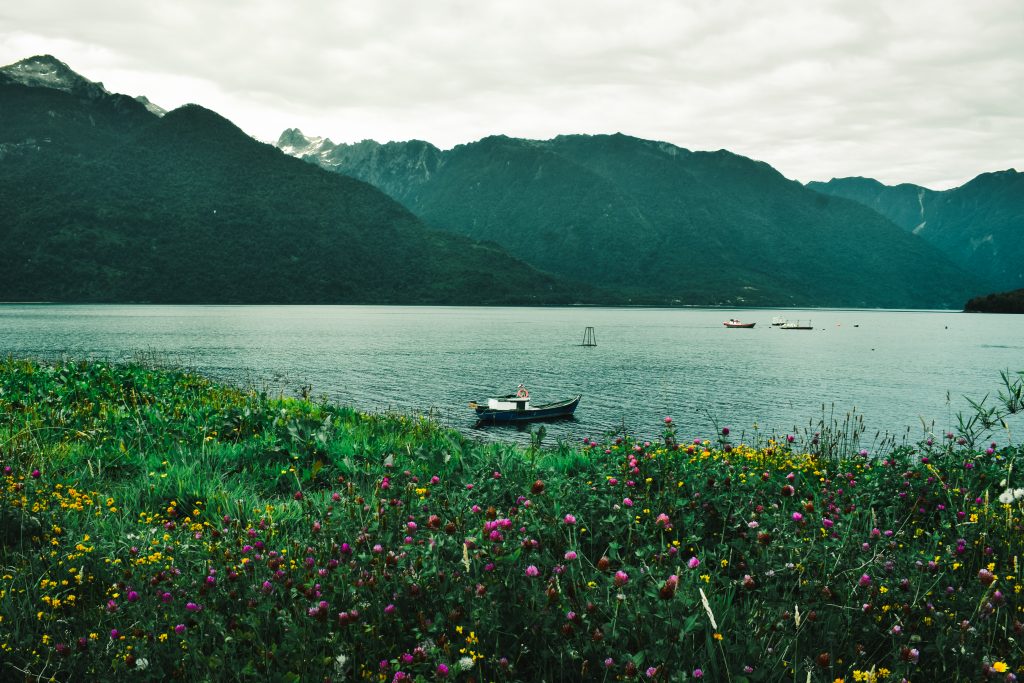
[458,656,475,671]
[135,657,149,671]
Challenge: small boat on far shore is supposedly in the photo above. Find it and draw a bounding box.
[470,386,581,424]
[723,319,756,328]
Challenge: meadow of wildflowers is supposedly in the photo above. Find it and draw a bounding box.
[1,359,1022,682]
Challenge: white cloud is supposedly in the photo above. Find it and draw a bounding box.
[1,0,1021,189]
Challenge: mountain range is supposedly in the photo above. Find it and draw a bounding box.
[276,130,993,308]
[1,54,1014,308]
[0,56,591,305]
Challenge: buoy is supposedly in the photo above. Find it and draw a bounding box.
[581,326,597,346]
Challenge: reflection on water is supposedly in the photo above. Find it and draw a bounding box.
[2,304,1022,447]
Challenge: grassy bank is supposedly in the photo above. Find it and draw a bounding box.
[1,359,1022,682]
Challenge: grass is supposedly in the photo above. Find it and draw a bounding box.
[1,358,1022,682]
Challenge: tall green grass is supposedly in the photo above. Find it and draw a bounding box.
[1,359,1022,682]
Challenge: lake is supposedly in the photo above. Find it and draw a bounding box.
[2,304,1022,447]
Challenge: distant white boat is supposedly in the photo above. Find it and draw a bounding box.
[771,316,787,326]
[780,320,814,330]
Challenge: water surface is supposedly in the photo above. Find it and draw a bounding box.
[2,305,1021,447]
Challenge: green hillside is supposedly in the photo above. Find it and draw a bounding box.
[808,172,1023,292]
[0,57,597,305]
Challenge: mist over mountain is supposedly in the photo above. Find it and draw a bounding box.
[808,172,1023,292]
[0,56,593,305]
[278,129,984,308]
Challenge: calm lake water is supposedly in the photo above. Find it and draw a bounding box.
[2,304,1022,447]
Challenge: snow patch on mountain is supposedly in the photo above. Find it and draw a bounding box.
[1,55,167,115]
[134,96,166,117]
[277,128,330,157]
[0,54,108,98]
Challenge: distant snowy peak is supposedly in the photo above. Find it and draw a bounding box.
[1,55,166,115]
[134,95,166,117]
[277,128,332,158]
[0,54,108,98]
[274,130,445,193]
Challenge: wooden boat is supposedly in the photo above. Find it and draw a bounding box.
[469,390,581,424]
[723,319,756,328]
[780,320,814,330]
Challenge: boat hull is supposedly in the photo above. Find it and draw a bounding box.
[474,395,581,424]
[723,322,756,328]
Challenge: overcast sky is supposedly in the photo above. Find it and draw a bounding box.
[2,0,1022,189]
